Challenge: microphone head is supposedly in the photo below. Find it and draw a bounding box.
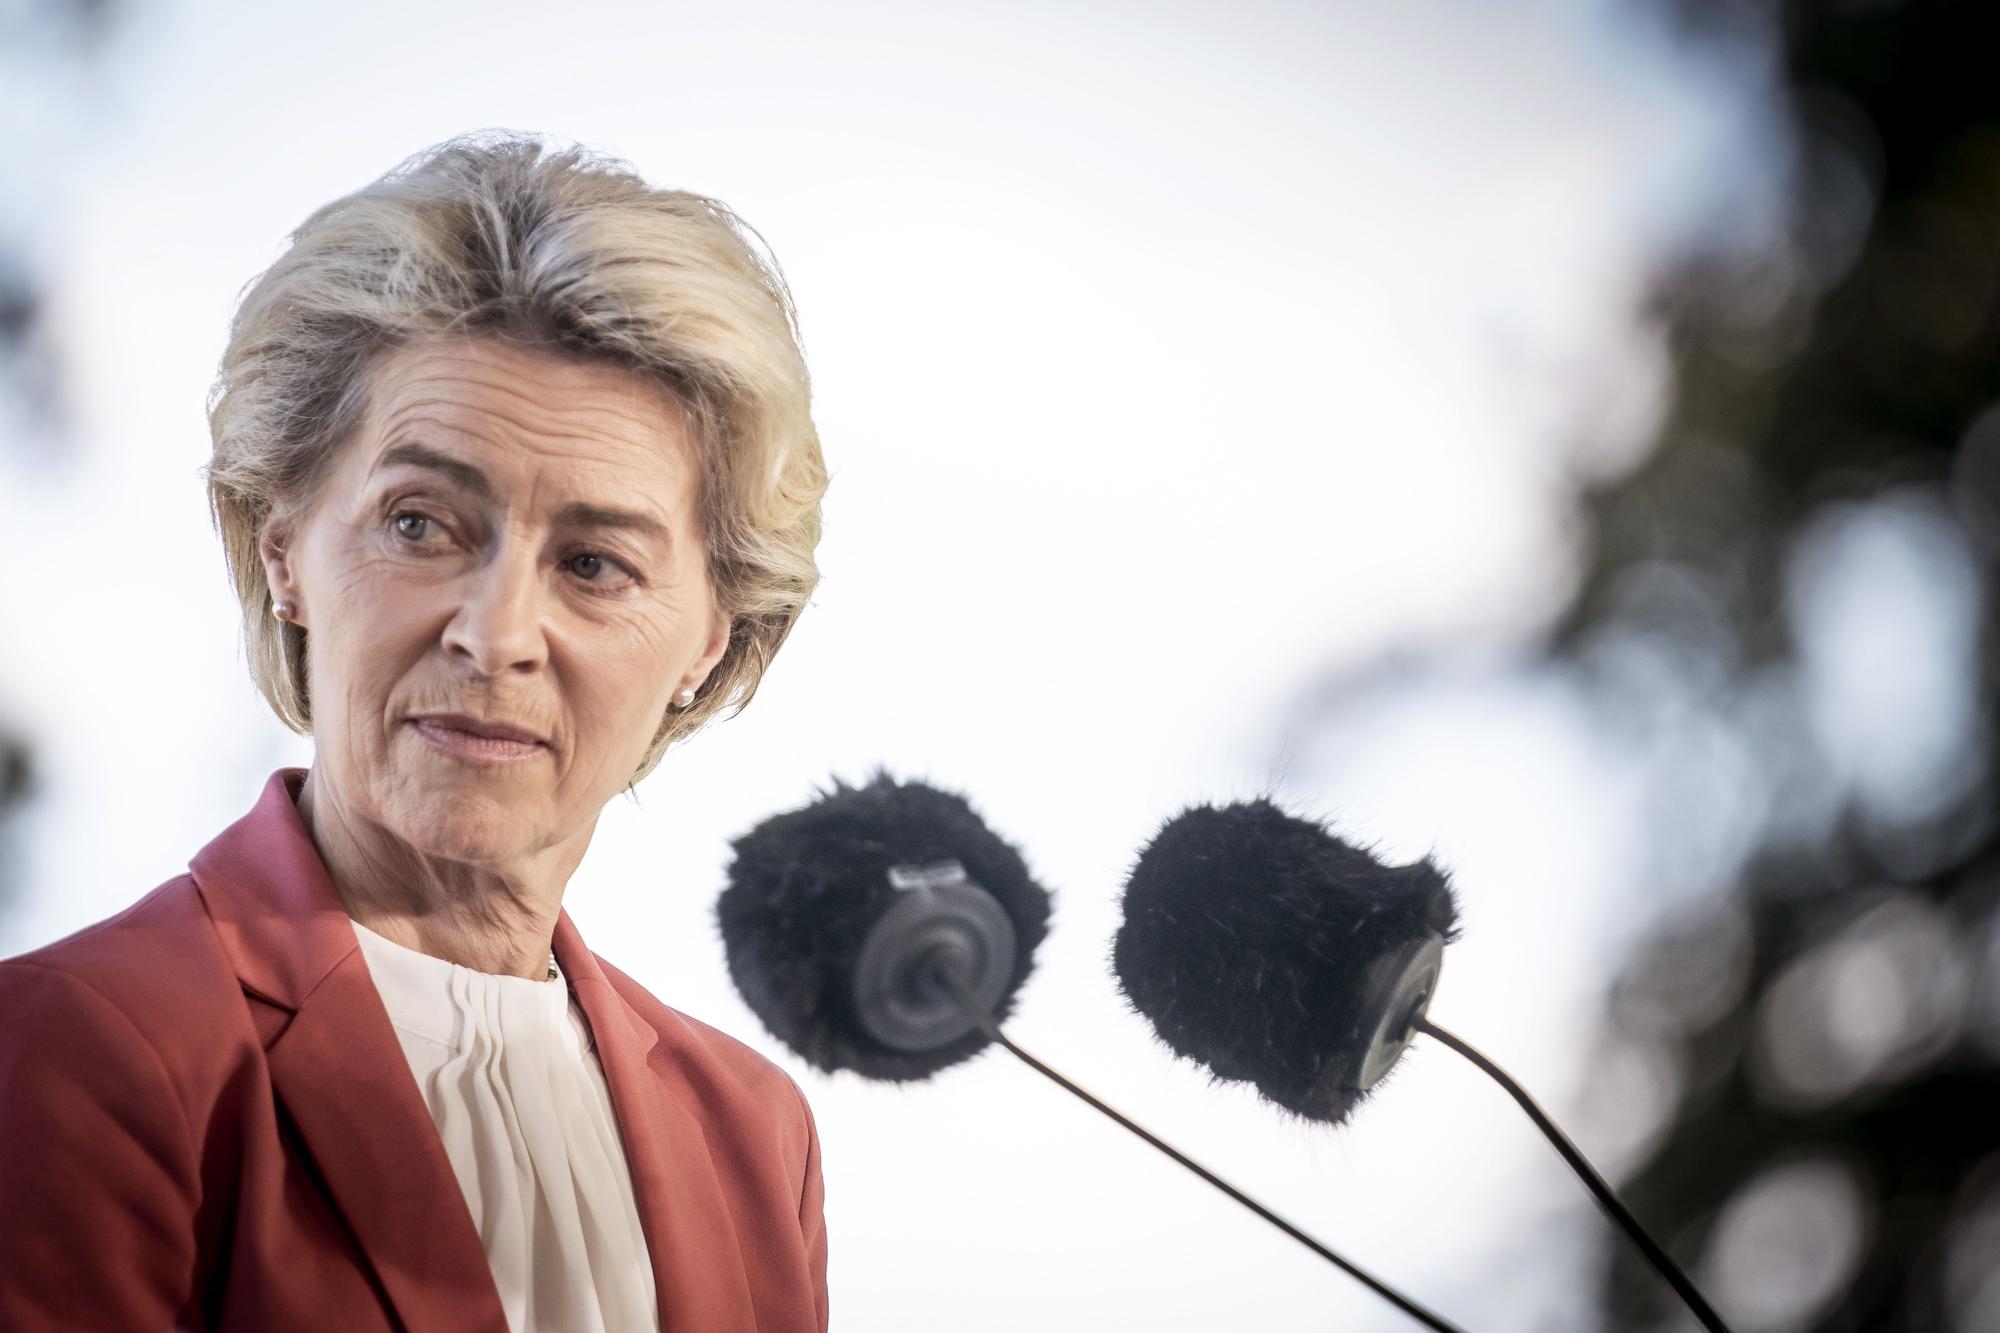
[1111,798,1458,1125]
[718,769,1052,1081]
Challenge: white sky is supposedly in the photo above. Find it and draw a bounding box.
[0,1,1774,1327]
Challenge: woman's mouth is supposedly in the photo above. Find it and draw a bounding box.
[408,717,547,763]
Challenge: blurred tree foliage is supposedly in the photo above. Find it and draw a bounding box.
[1581,0,2000,1327]
[0,0,126,908]
[0,0,124,440]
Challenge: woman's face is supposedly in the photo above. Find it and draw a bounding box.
[261,334,730,868]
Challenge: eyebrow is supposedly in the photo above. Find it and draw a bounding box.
[373,442,675,547]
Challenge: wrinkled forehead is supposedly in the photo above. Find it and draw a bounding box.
[345,335,699,509]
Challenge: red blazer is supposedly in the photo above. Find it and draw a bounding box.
[0,768,828,1332]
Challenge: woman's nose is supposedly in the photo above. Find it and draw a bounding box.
[442,541,549,676]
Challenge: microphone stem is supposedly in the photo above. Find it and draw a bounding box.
[930,971,1465,1333]
[1414,1018,1733,1333]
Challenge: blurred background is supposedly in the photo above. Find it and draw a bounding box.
[2,0,1994,1328]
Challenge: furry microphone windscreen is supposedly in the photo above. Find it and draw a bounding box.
[1112,799,1460,1125]
[717,770,1053,1082]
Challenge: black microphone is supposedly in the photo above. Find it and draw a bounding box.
[718,771,1463,1333]
[1113,797,1735,1333]
[717,768,1049,1080]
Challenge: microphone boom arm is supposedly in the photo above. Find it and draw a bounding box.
[1415,1018,1733,1333]
[929,965,1467,1333]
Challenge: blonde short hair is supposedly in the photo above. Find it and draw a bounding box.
[204,131,826,784]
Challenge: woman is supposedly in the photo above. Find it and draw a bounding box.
[0,133,829,1332]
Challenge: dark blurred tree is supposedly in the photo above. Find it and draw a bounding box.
[1574,0,2000,1327]
[1,0,127,443]
[0,736,34,914]
[0,0,129,910]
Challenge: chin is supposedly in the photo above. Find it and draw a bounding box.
[381,766,547,865]
[409,796,541,864]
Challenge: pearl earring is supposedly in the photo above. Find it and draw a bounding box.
[675,687,696,708]
[272,600,297,622]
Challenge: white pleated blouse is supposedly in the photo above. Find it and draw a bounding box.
[349,917,660,1333]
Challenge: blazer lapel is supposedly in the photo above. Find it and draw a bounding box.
[191,769,508,1333]
[265,952,511,1332]
[557,911,760,1332]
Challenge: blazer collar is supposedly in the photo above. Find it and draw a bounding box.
[189,767,362,1010]
[189,769,655,1054]
[188,768,757,1332]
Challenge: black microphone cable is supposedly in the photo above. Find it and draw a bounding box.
[1415,1019,1728,1333]
[921,960,1466,1333]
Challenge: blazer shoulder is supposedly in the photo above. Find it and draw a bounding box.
[5,872,215,977]
[1,874,242,1059]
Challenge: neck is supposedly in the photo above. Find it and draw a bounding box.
[296,764,587,981]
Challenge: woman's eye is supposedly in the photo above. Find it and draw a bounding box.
[567,551,633,587]
[386,506,450,544]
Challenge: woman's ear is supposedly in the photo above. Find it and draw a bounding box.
[258,514,307,628]
[690,608,733,691]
